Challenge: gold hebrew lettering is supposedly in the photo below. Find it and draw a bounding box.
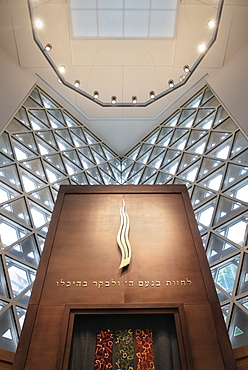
[139,281,143,287]
[156,281,161,287]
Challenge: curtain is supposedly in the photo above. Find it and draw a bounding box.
[69,314,181,370]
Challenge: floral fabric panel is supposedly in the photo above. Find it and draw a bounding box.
[115,329,135,370]
[94,329,113,370]
[135,329,155,370]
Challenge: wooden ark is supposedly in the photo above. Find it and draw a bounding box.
[12,185,237,370]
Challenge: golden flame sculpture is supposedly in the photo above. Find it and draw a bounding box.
[117,200,131,269]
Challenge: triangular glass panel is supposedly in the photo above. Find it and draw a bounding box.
[0,153,13,165]
[213,105,229,126]
[194,108,215,126]
[178,112,196,127]
[8,235,40,267]
[99,169,116,185]
[91,151,106,165]
[161,157,180,175]
[155,171,172,185]
[148,155,164,169]
[30,88,43,105]
[201,95,219,108]
[84,129,98,144]
[29,187,54,210]
[224,178,248,203]
[52,178,71,190]
[194,112,215,129]
[0,164,22,190]
[184,93,203,108]
[136,151,151,165]
[162,112,180,127]
[0,308,18,351]
[213,195,247,226]
[43,162,66,183]
[29,109,50,126]
[238,296,248,310]
[86,173,101,185]
[102,146,116,160]
[229,304,248,347]
[127,146,140,160]
[178,109,195,123]
[187,136,208,154]
[185,129,207,149]
[125,171,142,185]
[78,146,95,162]
[17,289,32,306]
[194,200,215,227]
[140,167,157,183]
[157,132,172,147]
[206,131,230,151]
[21,158,46,180]
[121,158,134,171]
[15,107,31,128]
[162,149,181,166]
[157,127,173,143]
[171,135,188,151]
[150,146,165,158]
[86,167,103,184]
[137,144,153,159]
[44,154,66,172]
[0,300,8,312]
[120,167,131,183]
[78,152,95,169]
[197,158,223,180]
[144,129,159,144]
[212,255,239,296]
[55,129,74,145]
[129,162,144,178]
[0,216,30,248]
[47,109,64,124]
[99,162,114,178]
[110,166,121,183]
[216,215,247,246]
[206,232,238,264]
[232,148,248,165]
[28,200,52,228]
[64,112,79,127]
[19,167,46,192]
[72,172,89,185]
[173,178,191,187]
[16,306,27,329]
[90,143,106,158]
[207,138,232,160]
[0,182,21,202]
[6,256,36,298]
[179,160,200,182]
[12,139,37,161]
[37,136,58,155]
[63,158,81,176]
[170,128,188,144]
[142,173,157,185]
[23,95,43,108]
[0,197,31,227]
[231,131,248,157]
[198,166,225,191]
[178,153,200,171]
[200,87,214,105]
[237,252,248,295]
[28,113,49,130]
[0,132,13,157]
[54,134,73,151]
[221,303,230,323]
[234,326,244,337]
[7,118,30,133]
[70,127,86,141]
[63,150,81,167]
[36,130,57,149]
[191,185,215,208]
[109,158,121,171]
[48,113,65,128]
[37,235,46,252]
[0,259,9,297]
[222,163,248,190]
[71,132,87,148]
[214,117,237,132]
[40,92,60,109]
[12,133,38,152]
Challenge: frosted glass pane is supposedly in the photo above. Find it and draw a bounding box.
[150,11,176,38]
[71,10,97,37]
[98,10,123,37]
[124,10,149,37]
[151,0,178,10]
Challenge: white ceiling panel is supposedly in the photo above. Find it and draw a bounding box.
[70,0,96,9]
[98,10,123,37]
[124,0,150,9]
[98,0,124,9]
[124,10,149,38]
[151,0,178,10]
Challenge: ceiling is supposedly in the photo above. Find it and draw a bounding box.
[0,0,248,155]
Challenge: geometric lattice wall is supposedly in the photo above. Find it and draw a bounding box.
[0,85,247,352]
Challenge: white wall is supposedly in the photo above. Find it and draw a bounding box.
[207,43,248,135]
[0,47,36,133]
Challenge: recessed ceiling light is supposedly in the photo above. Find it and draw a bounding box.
[59,65,66,73]
[93,91,99,99]
[132,96,138,105]
[183,65,190,73]
[57,78,62,84]
[45,44,52,52]
[74,80,80,88]
[34,19,43,29]
[180,75,186,82]
[149,91,155,99]
[168,80,174,88]
[207,20,215,28]
[111,96,117,105]
[198,43,206,52]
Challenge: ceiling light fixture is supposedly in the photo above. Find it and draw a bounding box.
[45,44,52,52]
[183,65,190,73]
[27,0,224,107]
[207,20,216,28]
[132,96,138,105]
[111,96,117,105]
[34,19,43,29]
[59,65,66,74]
[180,75,186,82]
[149,91,155,99]
[93,91,99,99]
[74,80,80,88]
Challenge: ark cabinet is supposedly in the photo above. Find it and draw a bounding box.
[13,185,237,370]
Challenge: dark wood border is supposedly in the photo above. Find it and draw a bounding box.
[55,303,194,370]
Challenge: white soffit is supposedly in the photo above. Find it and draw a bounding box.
[69,0,179,39]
